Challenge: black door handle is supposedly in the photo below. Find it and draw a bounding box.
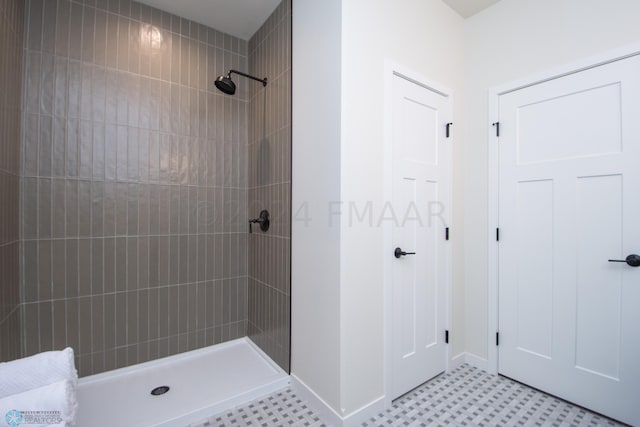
[608,254,640,267]
[394,247,416,259]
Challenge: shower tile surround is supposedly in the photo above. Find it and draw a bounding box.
[247,0,291,372]
[20,0,254,376]
[0,0,24,363]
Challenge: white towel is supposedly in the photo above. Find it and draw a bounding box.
[0,379,77,427]
[0,348,78,399]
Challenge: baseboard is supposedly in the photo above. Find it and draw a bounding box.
[448,352,489,372]
[449,352,466,370]
[341,395,386,427]
[290,373,343,426]
[292,354,489,426]
[290,374,386,427]
[464,352,489,371]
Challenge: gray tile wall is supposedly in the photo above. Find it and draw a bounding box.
[21,0,249,376]
[247,0,291,373]
[0,0,24,362]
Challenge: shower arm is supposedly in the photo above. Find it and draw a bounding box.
[228,70,268,87]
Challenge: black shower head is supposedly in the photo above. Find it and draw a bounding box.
[214,74,236,95]
[214,69,267,95]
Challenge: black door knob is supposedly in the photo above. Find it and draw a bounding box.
[608,254,640,267]
[394,247,416,259]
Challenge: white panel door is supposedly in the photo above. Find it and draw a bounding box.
[498,55,640,425]
[391,74,450,399]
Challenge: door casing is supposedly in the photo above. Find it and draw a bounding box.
[487,42,640,374]
[383,60,453,407]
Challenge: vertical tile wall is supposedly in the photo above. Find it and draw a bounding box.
[0,0,24,362]
[21,0,249,376]
[247,0,291,372]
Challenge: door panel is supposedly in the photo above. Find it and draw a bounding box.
[403,98,438,165]
[575,174,622,380]
[391,74,450,399]
[498,55,640,425]
[515,180,553,359]
[398,177,418,359]
[517,83,622,163]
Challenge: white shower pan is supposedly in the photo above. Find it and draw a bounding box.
[77,338,289,427]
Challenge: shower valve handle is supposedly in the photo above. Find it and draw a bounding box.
[249,210,270,234]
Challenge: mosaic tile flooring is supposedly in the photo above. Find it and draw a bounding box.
[189,364,625,426]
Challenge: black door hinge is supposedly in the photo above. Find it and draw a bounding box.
[446,123,453,138]
[445,227,450,241]
[492,122,500,137]
[445,330,449,344]
[496,332,500,346]
[496,228,500,241]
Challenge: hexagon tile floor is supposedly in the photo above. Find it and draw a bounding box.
[188,364,625,427]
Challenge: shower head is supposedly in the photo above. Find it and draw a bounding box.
[214,74,236,95]
[214,69,267,95]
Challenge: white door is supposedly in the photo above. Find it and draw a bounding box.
[498,55,640,425]
[391,73,450,399]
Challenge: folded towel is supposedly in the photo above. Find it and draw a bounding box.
[0,379,77,427]
[0,348,77,399]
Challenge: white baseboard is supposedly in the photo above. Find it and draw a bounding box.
[463,352,489,371]
[449,352,467,370]
[341,395,385,427]
[290,374,386,427]
[292,354,491,426]
[448,352,490,372]
[291,374,343,426]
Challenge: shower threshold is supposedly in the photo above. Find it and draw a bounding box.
[77,338,289,427]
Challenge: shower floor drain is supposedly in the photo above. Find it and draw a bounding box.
[150,386,170,396]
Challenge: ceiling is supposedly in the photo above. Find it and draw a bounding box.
[137,0,499,41]
[441,0,501,18]
[136,0,282,40]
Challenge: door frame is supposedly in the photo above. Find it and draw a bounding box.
[487,42,640,374]
[383,59,453,406]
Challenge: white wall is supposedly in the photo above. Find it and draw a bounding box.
[295,0,640,419]
[340,0,465,416]
[291,0,342,411]
[463,0,640,360]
